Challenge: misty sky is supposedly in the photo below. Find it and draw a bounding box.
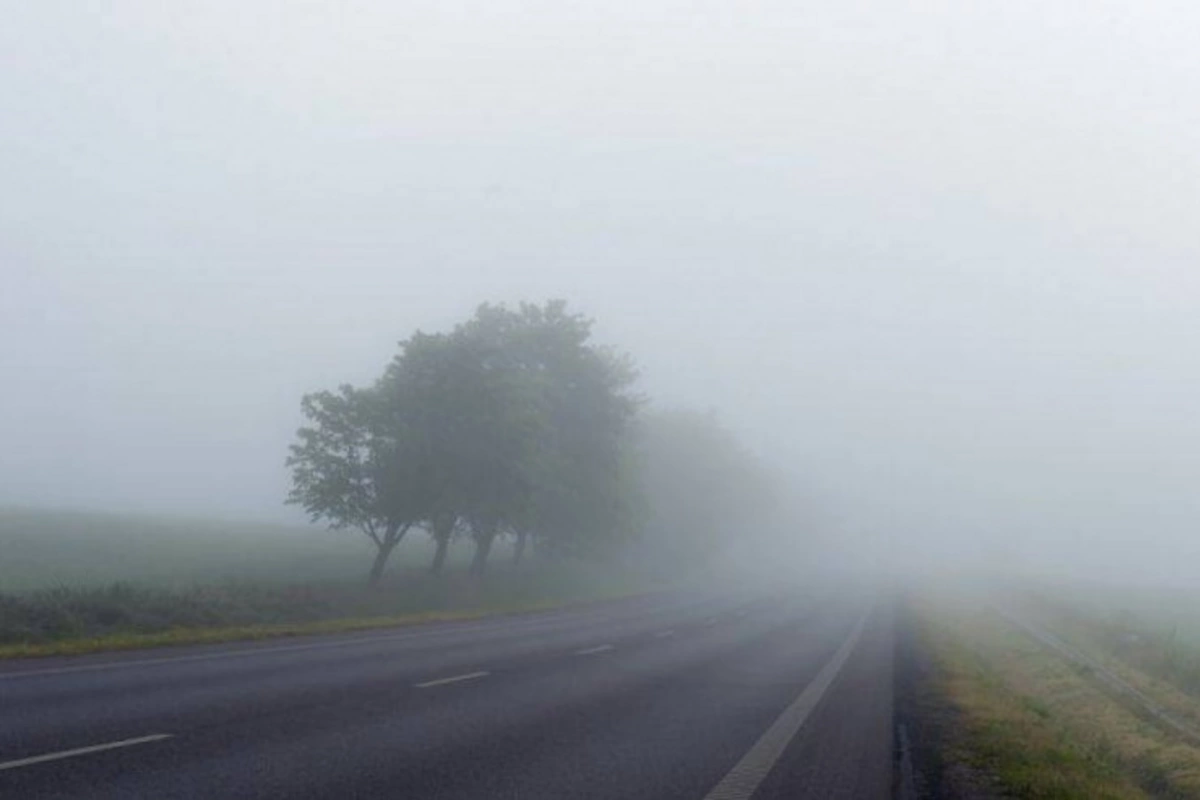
[3,2,1199,582]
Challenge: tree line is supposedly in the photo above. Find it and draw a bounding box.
[287,301,776,584]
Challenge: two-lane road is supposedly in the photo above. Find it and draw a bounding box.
[0,588,893,799]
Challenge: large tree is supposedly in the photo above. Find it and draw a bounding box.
[380,319,543,576]
[506,302,641,562]
[451,302,641,565]
[286,385,427,584]
[377,331,468,575]
[288,299,641,580]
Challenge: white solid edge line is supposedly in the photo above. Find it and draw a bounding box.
[655,630,676,638]
[0,734,174,772]
[414,670,490,689]
[575,644,615,655]
[702,608,871,800]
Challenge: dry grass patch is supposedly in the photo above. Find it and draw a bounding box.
[0,607,522,659]
[1021,594,1200,734]
[919,596,1200,799]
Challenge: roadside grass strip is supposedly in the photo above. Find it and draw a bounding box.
[918,598,1200,799]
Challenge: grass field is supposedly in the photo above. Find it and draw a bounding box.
[0,506,464,592]
[913,592,1200,799]
[1021,583,1200,703]
[0,507,651,656]
[1040,582,1200,648]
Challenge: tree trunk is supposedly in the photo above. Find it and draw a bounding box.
[512,530,528,565]
[429,514,455,574]
[430,534,450,574]
[366,522,407,586]
[368,539,397,585]
[470,529,496,577]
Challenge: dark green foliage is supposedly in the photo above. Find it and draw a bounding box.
[463,301,641,562]
[287,299,785,582]
[287,385,422,583]
[289,300,642,580]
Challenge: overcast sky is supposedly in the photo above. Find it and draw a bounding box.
[3,1,1199,582]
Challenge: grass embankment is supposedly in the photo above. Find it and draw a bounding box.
[915,595,1200,799]
[0,569,657,659]
[0,507,662,659]
[1021,589,1200,721]
[0,608,495,659]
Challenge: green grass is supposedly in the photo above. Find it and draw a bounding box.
[917,595,1200,799]
[0,563,655,652]
[0,596,625,659]
[0,506,472,591]
[0,569,657,658]
[1022,584,1200,700]
[0,609,498,658]
[0,507,663,658]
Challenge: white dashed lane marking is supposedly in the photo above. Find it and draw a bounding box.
[0,734,174,772]
[414,671,490,689]
[575,644,615,656]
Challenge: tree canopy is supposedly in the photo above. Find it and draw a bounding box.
[631,408,778,570]
[288,301,645,582]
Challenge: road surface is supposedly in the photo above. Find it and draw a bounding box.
[0,589,893,799]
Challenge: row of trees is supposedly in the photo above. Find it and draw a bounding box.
[287,301,776,583]
[633,408,777,568]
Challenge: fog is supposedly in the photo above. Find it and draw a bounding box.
[4,2,1199,586]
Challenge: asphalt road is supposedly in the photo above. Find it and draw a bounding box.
[0,588,893,799]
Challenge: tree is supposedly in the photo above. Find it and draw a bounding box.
[288,299,642,581]
[459,301,641,566]
[426,512,461,574]
[631,409,776,569]
[376,331,469,575]
[380,320,543,577]
[286,385,425,585]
